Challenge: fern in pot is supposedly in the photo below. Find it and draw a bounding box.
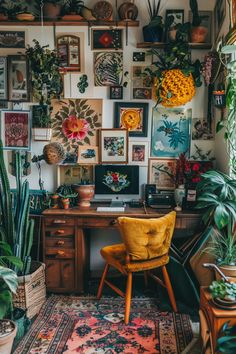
[196,170,236,281]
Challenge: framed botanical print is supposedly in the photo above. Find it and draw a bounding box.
[148,158,176,190]
[129,141,149,166]
[0,110,31,150]
[77,145,99,164]
[0,57,7,101]
[132,66,153,100]
[57,164,94,186]
[114,102,148,137]
[91,29,123,50]
[8,55,29,102]
[100,129,128,164]
[151,107,191,158]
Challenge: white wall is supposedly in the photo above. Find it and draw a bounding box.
[2,0,231,272]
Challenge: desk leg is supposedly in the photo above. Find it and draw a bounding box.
[76,227,90,293]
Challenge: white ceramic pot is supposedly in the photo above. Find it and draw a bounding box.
[174,185,186,211]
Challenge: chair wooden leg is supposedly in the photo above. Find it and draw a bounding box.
[97,263,110,299]
[124,272,132,325]
[144,271,148,288]
[162,265,177,312]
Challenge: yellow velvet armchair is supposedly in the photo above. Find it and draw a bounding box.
[97,211,177,324]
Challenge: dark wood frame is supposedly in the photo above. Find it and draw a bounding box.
[100,128,128,164]
[0,31,25,48]
[109,85,123,99]
[114,102,148,137]
[57,35,80,71]
[189,10,212,44]
[8,55,29,102]
[91,29,123,50]
[0,56,8,101]
[165,9,184,41]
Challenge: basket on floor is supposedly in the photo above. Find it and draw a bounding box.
[13,261,46,319]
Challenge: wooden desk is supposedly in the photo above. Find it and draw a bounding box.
[42,207,202,293]
[200,287,236,352]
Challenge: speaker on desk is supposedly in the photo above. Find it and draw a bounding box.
[145,184,156,202]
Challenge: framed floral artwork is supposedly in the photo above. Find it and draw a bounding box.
[100,129,128,164]
[8,55,29,102]
[77,145,99,164]
[57,165,94,186]
[114,102,148,137]
[151,107,191,158]
[0,110,31,150]
[148,158,176,190]
[192,117,214,140]
[0,57,7,101]
[94,52,123,86]
[51,99,102,160]
[91,29,123,50]
[129,141,149,166]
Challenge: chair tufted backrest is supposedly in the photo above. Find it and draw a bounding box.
[117,211,176,261]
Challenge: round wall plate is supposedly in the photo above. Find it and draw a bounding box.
[92,1,113,21]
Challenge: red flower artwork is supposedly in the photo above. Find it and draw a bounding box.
[62,116,89,141]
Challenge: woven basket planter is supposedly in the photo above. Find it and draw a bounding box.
[13,261,46,319]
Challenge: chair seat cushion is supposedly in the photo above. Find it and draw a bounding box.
[101,243,169,273]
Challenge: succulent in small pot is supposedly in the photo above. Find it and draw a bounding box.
[56,184,78,209]
[209,280,236,302]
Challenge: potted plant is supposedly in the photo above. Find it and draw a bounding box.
[73,180,95,209]
[145,24,202,107]
[189,0,208,43]
[32,105,52,141]
[143,0,164,43]
[196,170,236,280]
[56,184,77,209]
[0,1,9,20]
[209,279,236,303]
[61,0,84,20]
[43,0,63,19]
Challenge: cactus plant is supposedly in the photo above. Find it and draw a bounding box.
[0,140,34,275]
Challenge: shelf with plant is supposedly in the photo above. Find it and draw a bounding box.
[144,23,202,107]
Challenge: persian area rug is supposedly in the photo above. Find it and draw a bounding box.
[14,296,193,354]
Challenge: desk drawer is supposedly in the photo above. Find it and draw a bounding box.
[45,248,75,259]
[45,227,74,237]
[77,217,117,228]
[44,217,75,226]
[45,237,74,248]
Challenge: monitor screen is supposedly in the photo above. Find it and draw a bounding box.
[95,165,139,195]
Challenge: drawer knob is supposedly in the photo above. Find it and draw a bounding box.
[57,240,65,246]
[56,230,65,234]
[53,220,66,224]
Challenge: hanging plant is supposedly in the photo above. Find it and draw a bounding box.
[145,24,202,107]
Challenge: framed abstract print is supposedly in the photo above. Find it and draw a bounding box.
[151,107,191,158]
[91,29,123,50]
[8,55,29,102]
[132,66,153,100]
[0,110,31,150]
[129,141,149,166]
[94,52,123,86]
[100,129,128,164]
[148,158,176,190]
[77,145,99,164]
[114,102,148,137]
[0,57,7,101]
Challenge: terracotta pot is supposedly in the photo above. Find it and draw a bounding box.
[0,320,17,354]
[0,14,8,20]
[215,265,236,283]
[190,26,208,43]
[43,3,62,19]
[75,185,95,209]
[61,198,70,209]
[51,194,59,209]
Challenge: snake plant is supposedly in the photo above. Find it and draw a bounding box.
[0,140,34,275]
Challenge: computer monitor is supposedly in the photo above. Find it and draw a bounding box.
[95,165,139,198]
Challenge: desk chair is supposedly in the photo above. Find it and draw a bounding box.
[97,211,177,324]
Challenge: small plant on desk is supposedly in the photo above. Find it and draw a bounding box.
[56,184,77,209]
[209,280,236,302]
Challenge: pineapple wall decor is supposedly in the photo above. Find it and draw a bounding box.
[51,99,102,155]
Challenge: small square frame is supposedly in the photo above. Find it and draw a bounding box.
[8,55,29,102]
[91,29,123,50]
[109,86,123,99]
[0,110,31,150]
[100,128,128,164]
[129,140,149,166]
[77,145,99,164]
[148,158,176,190]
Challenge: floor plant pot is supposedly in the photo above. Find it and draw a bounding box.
[74,185,95,209]
[215,265,236,282]
[143,25,163,42]
[0,320,17,354]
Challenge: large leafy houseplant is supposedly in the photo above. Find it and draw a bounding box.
[0,141,34,275]
[146,26,202,107]
[196,170,236,266]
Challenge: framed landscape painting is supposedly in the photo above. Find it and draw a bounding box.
[151,107,191,158]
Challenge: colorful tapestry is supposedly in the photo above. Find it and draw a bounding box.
[14,296,193,354]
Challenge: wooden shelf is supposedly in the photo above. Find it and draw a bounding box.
[137,42,212,49]
[0,20,139,27]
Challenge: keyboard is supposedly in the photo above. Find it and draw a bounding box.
[96,207,125,212]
